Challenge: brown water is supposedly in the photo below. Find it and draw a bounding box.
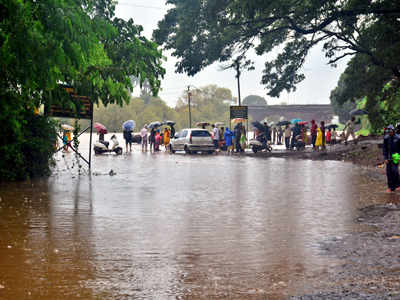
[0,135,395,299]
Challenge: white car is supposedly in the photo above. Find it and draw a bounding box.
[170,128,215,154]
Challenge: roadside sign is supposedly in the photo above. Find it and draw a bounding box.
[45,85,93,119]
[230,105,248,119]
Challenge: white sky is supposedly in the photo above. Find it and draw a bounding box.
[115,1,348,107]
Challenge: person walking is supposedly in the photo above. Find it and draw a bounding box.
[315,126,324,150]
[140,125,148,151]
[123,129,133,152]
[291,122,301,150]
[320,121,326,150]
[149,128,156,152]
[170,124,176,140]
[284,125,291,149]
[224,127,234,154]
[326,128,332,145]
[344,116,357,145]
[383,125,400,193]
[154,129,161,151]
[234,123,242,152]
[263,122,271,142]
[163,127,170,150]
[212,124,220,150]
[277,126,283,145]
[310,120,317,148]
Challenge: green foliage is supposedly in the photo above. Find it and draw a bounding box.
[0,0,165,180]
[0,104,57,181]
[154,0,400,98]
[242,95,267,106]
[329,74,357,123]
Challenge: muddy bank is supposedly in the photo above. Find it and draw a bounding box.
[289,202,400,300]
[248,136,384,168]
[282,137,400,299]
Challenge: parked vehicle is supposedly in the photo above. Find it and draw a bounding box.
[131,132,142,144]
[249,133,272,153]
[94,134,123,155]
[170,128,215,154]
[293,135,305,151]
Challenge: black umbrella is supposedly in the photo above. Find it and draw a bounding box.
[327,124,339,130]
[148,121,162,129]
[162,120,176,126]
[277,120,291,126]
[251,121,266,131]
[350,108,368,116]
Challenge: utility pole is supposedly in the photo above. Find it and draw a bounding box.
[187,86,192,128]
[235,59,241,106]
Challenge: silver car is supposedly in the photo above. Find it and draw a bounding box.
[170,128,215,154]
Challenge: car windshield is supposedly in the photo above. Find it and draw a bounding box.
[191,130,211,137]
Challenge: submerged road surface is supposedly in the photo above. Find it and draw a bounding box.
[0,138,389,299]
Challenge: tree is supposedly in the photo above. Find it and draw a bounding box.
[0,0,165,180]
[243,95,267,106]
[329,74,357,123]
[153,0,400,98]
[175,84,234,126]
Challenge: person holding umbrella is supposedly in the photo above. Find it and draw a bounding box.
[122,120,135,152]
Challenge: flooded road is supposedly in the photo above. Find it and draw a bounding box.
[0,135,392,299]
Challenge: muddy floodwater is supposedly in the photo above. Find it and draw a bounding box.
[0,134,391,299]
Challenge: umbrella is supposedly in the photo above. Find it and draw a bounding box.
[291,118,302,124]
[232,118,245,124]
[215,122,225,127]
[297,121,308,126]
[163,120,176,126]
[148,121,162,129]
[277,120,290,126]
[94,122,107,134]
[327,124,339,129]
[61,124,74,131]
[251,121,266,131]
[196,121,210,127]
[122,120,136,131]
[350,108,368,116]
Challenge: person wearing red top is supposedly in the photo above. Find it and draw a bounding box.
[310,120,317,148]
[326,128,332,145]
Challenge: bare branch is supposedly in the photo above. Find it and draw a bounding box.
[328,52,357,64]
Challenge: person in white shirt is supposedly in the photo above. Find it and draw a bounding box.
[140,125,148,151]
[212,124,220,149]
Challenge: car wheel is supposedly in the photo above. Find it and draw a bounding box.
[208,150,214,154]
[170,144,176,153]
[184,145,191,154]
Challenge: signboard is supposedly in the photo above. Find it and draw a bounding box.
[230,105,248,119]
[45,85,93,119]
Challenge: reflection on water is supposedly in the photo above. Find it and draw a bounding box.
[0,137,394,299]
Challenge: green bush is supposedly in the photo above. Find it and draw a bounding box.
[0,105,57,182]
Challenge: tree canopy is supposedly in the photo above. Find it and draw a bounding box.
[153,0,400,98]
[0,0,165,180]
[243,95,267,106]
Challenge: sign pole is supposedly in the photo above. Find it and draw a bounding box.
[88,101,93,170]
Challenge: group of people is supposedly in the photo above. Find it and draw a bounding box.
[211,122,247,153]
[126,124,176,152]
[260,117,357,151]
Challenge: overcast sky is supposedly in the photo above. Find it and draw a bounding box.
[115,1,348,107]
